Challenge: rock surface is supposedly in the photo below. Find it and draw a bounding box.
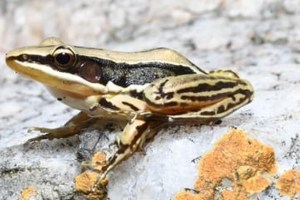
[0,0,300,199]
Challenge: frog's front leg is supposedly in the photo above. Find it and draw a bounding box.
[28,111,96,142]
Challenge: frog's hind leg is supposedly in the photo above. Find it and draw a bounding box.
[93,118,162,187]
[28,111,96,142]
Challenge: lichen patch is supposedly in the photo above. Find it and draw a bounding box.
[174,129,277,200]
[276,169,300,198]
[20,186,36,200]
[75,152,109,200]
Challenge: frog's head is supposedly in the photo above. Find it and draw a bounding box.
[6,38,107,98]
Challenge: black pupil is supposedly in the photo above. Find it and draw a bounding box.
[56,52,71,65]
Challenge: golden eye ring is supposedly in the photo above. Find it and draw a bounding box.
[53,46,76,70]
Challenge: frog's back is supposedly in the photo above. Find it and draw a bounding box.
[80,47,207,87]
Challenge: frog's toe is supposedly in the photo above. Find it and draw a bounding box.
[28,125,80,141]
[26,128,53,142]
[29,127,53,133]
[26,133,51,143]
[80,161,94,172]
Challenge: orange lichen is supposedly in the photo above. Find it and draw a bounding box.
[75,170,109,200]
[75,152,109,200]
[20,186,36,200]
[75,170,100,194]
[221,182,248,200]
[242,175,270,193]
[91,152,107,171]
[276,169,300,198]
[174,129,277,200]
[175,191,206,200]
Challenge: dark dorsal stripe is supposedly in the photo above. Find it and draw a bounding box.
[79,56,198,87]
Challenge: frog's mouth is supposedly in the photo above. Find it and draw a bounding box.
[6,47,107,97]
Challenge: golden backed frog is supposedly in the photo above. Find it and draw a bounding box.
[5,38,254,189]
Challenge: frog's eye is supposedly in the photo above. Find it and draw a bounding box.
[78,61,102,83]
[53,47,76,70]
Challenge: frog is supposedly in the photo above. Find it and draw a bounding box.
[5,38,254,192]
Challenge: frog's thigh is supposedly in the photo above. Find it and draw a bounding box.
[28,111,96,142]
[143,74,217,114]
[144,73,251,107]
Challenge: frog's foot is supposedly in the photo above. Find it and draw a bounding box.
[90,179,109,200]
[80,161,93,171]
[27,111,96,142]
[27,126,79,142]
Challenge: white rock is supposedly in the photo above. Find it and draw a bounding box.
[1,0,299,200]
